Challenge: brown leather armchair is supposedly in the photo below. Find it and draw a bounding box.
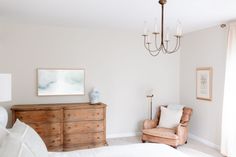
[142,106,192,147]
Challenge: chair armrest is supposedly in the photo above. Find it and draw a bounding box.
[179,122,188,127]
[176,123,188,144]
[143,119,158,130]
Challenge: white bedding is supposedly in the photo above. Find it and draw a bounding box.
[49,143,189,157]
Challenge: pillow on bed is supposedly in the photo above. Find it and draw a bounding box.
[158,106,182,128]
[0,125,9,143]
[9,119,48,157]
[0,132,35,157]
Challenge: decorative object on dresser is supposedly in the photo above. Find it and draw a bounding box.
[89,88,100,104]
[0,73,12,128]
[37,69,85,96]
[11,102,107,152]
[196,67,213,101]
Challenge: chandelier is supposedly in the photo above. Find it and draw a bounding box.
[142,0,182,56]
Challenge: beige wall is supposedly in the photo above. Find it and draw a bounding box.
[0,22,180,137]
[0,21,228,146]
[180,26,227,146]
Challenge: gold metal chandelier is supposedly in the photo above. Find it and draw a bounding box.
[142,0,182,56]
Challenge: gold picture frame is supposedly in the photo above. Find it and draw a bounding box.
[196,67,213,101]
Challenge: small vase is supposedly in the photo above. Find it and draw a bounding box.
[89,88,100,104]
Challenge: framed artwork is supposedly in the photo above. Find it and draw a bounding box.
[196,67,213,101]
[37,69,85,96]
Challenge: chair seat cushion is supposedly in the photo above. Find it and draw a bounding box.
[142,127,179,140]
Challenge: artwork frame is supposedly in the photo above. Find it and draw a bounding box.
[37,68,85,96]
[196,67,213,101]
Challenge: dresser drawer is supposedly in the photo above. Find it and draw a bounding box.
[15,110,62,123]
[42,134,63,151]
[64,121,104,134]
[27,122,62,137]
[64,108,104,121]
[64,132,105,147]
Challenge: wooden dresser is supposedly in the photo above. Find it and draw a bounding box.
[11,103,107,151]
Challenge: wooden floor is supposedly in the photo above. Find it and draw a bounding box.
[107,136,223,157]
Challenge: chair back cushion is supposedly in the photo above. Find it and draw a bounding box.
[157,106,192,125]
[158,106,183,128]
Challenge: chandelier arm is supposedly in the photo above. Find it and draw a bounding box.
[149,51,161,56]
[154,33,163,52]
[164,41,169,54]
[148,46,161,56]
[163,37,181,54]
[169,37,181,53]
[143,35,162,53]
[146,42,162,56]
[146,44,162,56]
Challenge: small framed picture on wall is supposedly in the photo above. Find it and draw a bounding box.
[196,67,213,101]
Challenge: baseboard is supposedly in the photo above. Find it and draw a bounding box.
[107,132,141,139]
[107,132,220,150]
[189,133,220,150]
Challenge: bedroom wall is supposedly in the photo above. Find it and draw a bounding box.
[180,26,228,147]
[0,22,180,137]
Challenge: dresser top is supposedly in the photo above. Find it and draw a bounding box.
[11,102,107,111]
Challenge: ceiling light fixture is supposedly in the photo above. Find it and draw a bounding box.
[142,0,182,56]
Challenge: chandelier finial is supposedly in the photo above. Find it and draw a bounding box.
[159,0,166,5]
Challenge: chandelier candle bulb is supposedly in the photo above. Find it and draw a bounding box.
[166,33,169,41]
[154,24,158,33]
[166,28,170,41]
[176,22,183,36]
[143,21,148,35]
[154,18,158,33]
[146,36,150,43]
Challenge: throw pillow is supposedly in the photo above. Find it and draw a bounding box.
[10,119,48,157]
[0,125,9,143]
[158,106,183,128]
[0,133,35,157]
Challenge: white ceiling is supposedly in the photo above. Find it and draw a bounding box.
[0,0,236,34]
